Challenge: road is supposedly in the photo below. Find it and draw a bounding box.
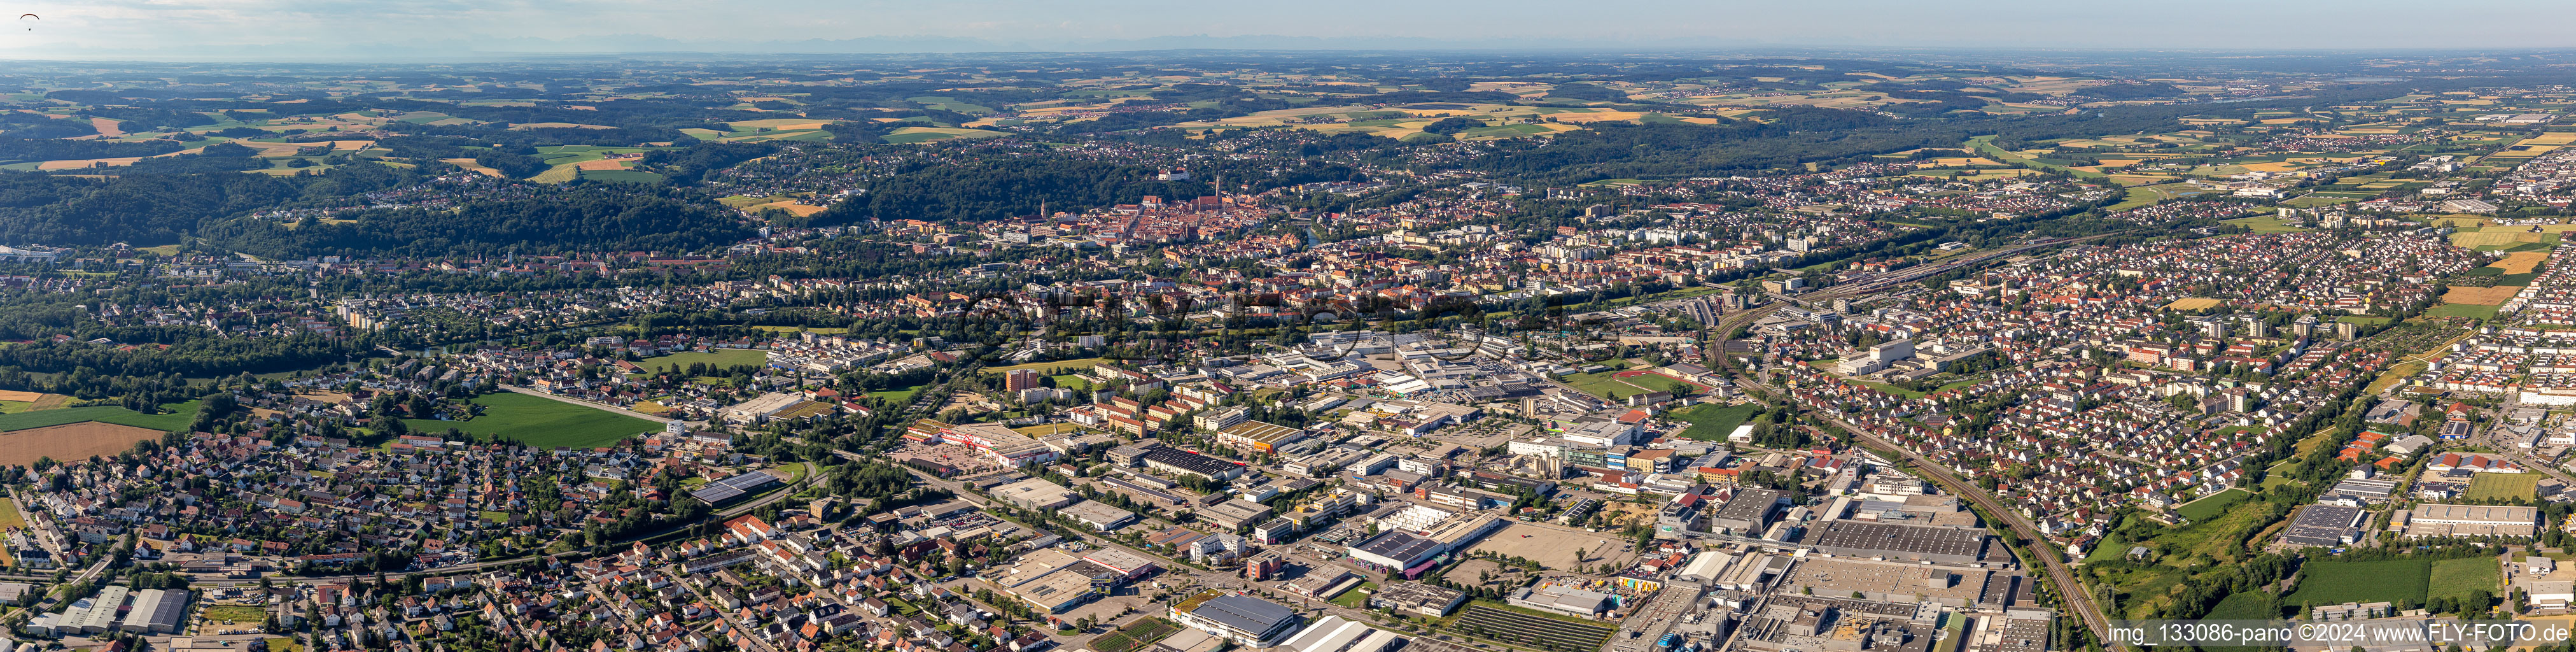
[498,385,676,424]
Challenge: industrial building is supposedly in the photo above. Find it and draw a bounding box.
[689,470,783,505]
[1803,521,1989,564]
[121,588,191,634]
[1059,502,1138,531]
[1368,582,1467,617]
[2398,503,2540,538]
[1712,489,1790,534]
[1171,593,1304,647]
[2278,505,2368,547]
[992,478,1081,510]
[1278,616,1405,652]
[1215,420,1310,453]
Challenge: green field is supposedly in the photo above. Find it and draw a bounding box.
[200,605,268,624]
[1669,403,1760,441]
[0,400,202,433]
[580,169,665,184]
[2428,557,2502,604]
[1088,618,1180,652]
[1558,371,1667,400]
[865,384,925,404]
[2223,215,2311,233]
[1331,581,1378,608]
[2465,473,2540,501]
[649,349,771,372]
[2203,591,2278,621]
[402,392,659,448]
[2285,558,2432,606]
[2173,488,2250,521]
[2425,303,2504,320]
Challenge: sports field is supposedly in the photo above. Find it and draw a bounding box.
[1668,403,1760,441]
[402,392,658,448]
[2284,558,2431,606]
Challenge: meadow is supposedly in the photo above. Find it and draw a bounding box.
[1668,403,1760,441]
[402,392,659,448]
[2284,558,2432,606]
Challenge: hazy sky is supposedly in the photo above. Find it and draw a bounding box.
[1,0,2571,59]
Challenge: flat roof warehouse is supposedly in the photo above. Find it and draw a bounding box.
[1804,521,1987,563]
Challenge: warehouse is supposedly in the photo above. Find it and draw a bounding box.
[1278,616,1404,652]
[1711,488,1789,534]
[1172,593,1304,647]
[1347,530,1443,572]
[1138,444,1249,481]
[1369,581,1467,617]
[993,478,1081,510]
[1803,521,1989,564]
[2278,505,2368,547]
[1060,502,1138,531]
[2400,504,2540,538]
[122,588,189,634]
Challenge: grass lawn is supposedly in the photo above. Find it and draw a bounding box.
[1052,375,1094,390]
[865,384,925,404]
[1669,403,1760,441]
[1330,581,1378,608]
[2466,473,2540,501]
[2085,532,2129,563]
[2428,556,2502,603]
[200,605,267,624]
[0,400,202,432]
[266,638,304,652]
[2203,591,2278,621]
[2223,215,2311,233]
[403,392,658,448]
[2286,558,2431,606]
[0,498,24,531]
[2173,488,2250,521]
[648,348,769,372]
[2425,303,2504,320]
[1559,371,1649,400]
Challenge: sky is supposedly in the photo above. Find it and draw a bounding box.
[1,0,2572,60]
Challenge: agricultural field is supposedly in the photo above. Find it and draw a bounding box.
[2424,303,2505,320]
[2465,473,2540,501]
[881,126,1010,143]
[1088,618,1179,652]
[1668,403,1760,441]
[2165,297,2224,311]
[2285,558,2432,607]
[2440,285,2522,306]
[0,400,202,432]
[401,392,659,448]
[1448,604,1615,651]
[0,422,163,466]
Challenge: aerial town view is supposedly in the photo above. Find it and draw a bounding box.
[1,3,2574,652]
